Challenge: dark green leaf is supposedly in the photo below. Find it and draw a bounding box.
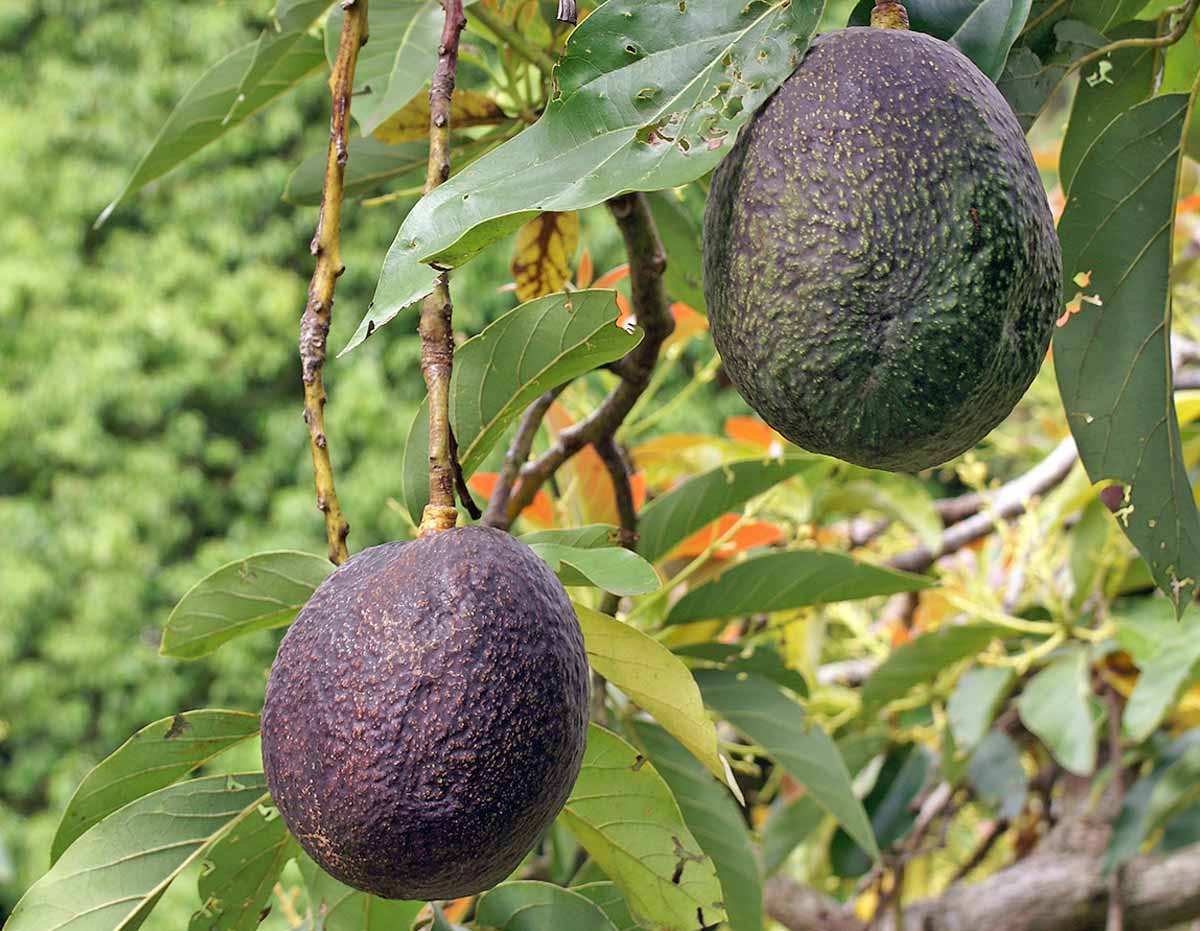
[644,187,707,312]
[570,882,638,931]
[998,23,1109,131]
[298,853,424,931]
[666,550,932,626]
[531,544,660,595]
[561,725,725,931]
[968,731,1027,819]
[161,551,332,659]
[99,36,325,224]
[475,881,619,931]
[52,710,261,863]
[345,0,826,352]
[400,290,640,523]
[696,670,878,858]
[947,666,1015,752]
[1017,649,1098,774]
[861,625,1005,714]
[1053,92,1200,614]
[8,774,267,931]
[636,457,817,563]
[674,641,809,696]
[761,797,823,876]
[1106,738,1200,870]
[634,722,762,931]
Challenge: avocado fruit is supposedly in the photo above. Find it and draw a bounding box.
[261,525,589,899]
[703,27,1062,472]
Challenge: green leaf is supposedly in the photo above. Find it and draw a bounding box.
[99,35,325,225]
[345,0,826,352]
[189,800,292,931]
[8,774,267,931]
[761,797,823,876]
[947,666,1016,752]
[1053,91,1200,615]
[51,710,261,863]
[161,551,333,660]
[285,138,427,206]
[818,473,943,554]
[1058,21,1158,195]
[1106,737,1200,870]
[968,731,1028,819]
[674,641,809,697]
[635,457,816,563]
[850,0,1032,80]
[1122,610,1200,741]
[633,722,762,931]
[576,605,733,798]
[644,187,707,312]
[298,853,424,931]
[695,670,878,859]
[861,625,1005,714]
[570,883,638,931]
[532,545,660,595]
[520,525,622,548]
[998,23,1110,131]
[400,290,640,523]
[666,550,932,626]
[1017,649,1098,775]
[561,725,725,931]
[475,881,619,931]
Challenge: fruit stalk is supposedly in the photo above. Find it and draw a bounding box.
[418,0,469,537]
[298,0,368,565]
[870,1,910,29]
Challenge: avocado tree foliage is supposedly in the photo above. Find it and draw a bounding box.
[10,0,1200,929]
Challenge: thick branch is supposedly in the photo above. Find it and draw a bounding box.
[299,0,368,565]
[499,193,674,527]
[418,0,468,537]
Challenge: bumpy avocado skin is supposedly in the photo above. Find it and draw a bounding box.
[703,28,1062,472]
[261,526,589,900]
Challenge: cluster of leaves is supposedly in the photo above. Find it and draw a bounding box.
[8,0,1200,930]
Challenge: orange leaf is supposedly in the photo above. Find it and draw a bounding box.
[468,473,555,528]
[511,211,581,302]
[593,264,630,289]
[725,416,778,449]
[1180,194,1200,216]
[662,302,709,351]
[576,248,594,288]
[670,513,784,559]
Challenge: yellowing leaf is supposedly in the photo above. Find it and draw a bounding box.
[372,88,507,144]
[511,211,581,301]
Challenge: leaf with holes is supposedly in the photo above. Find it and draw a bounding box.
[400,290,641,523]
[1054,90,1200,615]
[666,549,932,626]
[475,881,619,931]
[561,725,725,931]
[532,545,660,595]
[161,551,333,659]
[8,774,268,931]
[51,710,261,863]
[511,212,581,302]
[298,853,425,931]
[345,0,826,352]
[576,605,730,795]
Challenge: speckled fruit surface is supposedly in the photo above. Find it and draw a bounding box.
[703,27,1062,472]
[261,526,589,900]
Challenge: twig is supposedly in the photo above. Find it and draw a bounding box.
[417,0,468,538]
[595,434,638,616]
[482,386,564,529]
[468,4,556,73]
[888,437,1079,574]
[298,0,368,565]
[1107,686,1127,931]
[502,193,674,525]
[1071,0,1199,75]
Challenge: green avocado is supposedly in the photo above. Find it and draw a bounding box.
[703,27,1062,472]
[261,526,589,899]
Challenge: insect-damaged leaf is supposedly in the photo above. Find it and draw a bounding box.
[511,212,581,302]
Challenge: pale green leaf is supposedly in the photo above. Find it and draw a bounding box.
[948,666,1016,752]
[570,882,637,931]
[1017,650,1098,775]
[1123,609,1200,741]
[475,881,618,931]
[298,853,424,931]
[533,545,659,595]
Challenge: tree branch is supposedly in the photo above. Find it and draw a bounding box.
[298,0,368,565]
[482,386,564,528]
[468,4,556,73]
[418,0,468,537]
[499,193,674,527]
[1071,0,1199,75]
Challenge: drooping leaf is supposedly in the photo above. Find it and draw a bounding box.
[577,605,732,798]
[861,625,1005,714]
[635,457,816,563]
[1017,649,1099,775]
[696,670,878,859]
[400,290,641,523]
[1053,91,1200,615]
[475,881,619,931]
[511,212,582,302]
[52,710,261,863]
[1106,736,1200,870]
[345,0,826,352]
[633,722,762,931]
[850,0,1032,80]
[99,35,325,225]
[373,89,508,143]
[8,774,268,931]
[947,666,1016,752]
[161,551,332,659]
[571,882,638,931]
[298,853,425,931]
[1122,609,1200,741]
[532,545,660,594]
[666,550,932,626]
[674,641,809,696]
[1058,21,1158,195]
[189,800,292,931]
[761,797,824,875]
[968,731,1028,820]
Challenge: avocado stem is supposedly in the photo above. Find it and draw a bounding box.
[871,0,910,29]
